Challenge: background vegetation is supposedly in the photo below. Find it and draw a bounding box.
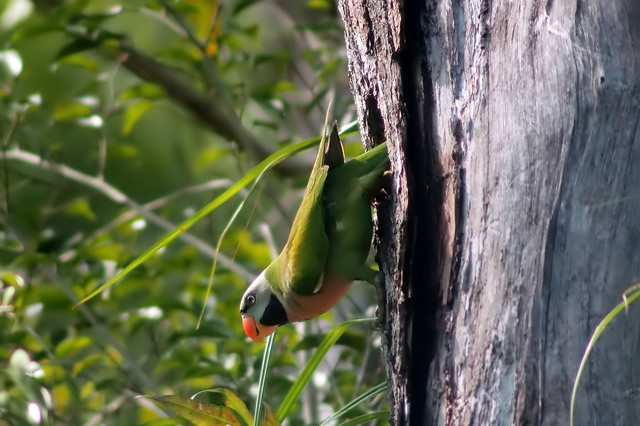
[0,0,386,424]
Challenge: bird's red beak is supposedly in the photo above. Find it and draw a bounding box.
[242,316,277,342]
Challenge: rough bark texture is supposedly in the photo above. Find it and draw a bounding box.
[339,0,640,425]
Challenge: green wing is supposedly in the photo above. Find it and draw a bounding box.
[323,142,389,283]
[267,108,335,297]
[278,163,329,296]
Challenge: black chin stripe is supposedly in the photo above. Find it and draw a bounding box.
[260,294,289,326]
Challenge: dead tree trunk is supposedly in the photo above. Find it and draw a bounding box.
[339,0,640,424]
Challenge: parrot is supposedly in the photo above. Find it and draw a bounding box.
[239,119,389,342]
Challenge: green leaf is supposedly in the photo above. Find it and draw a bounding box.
[570,284,640,426]
[57,53,98,70]
[122,100,154,135]
[307,0,332,11]
[0,271,25,287]
[142,395,240,425]
[54,100,93,121]
[55,336,93,358]
[277,318,375,421]
[196,147,232,173]
[84,242,126,262]
[191,388,253,426]
[118,83,166,102]
[72,353,107,377]
[65,197,97,221]
[319,382,387,426]
[218,389,253,425]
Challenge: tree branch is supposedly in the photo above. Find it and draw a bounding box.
[115,43,310,176]
[1,148,254,281]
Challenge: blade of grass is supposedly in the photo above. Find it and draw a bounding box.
[73,120,358,308]
[277,318,374,421]
[196,179,263,328]
[255,331,277,426]
[570,284,640,426]
[319,382,387,426]
[338,410,389,426]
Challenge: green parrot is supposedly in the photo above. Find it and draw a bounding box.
[239,121,389,342]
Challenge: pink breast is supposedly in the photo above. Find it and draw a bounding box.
[286,272,352,322]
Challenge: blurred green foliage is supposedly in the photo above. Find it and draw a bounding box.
[0,0,386,424]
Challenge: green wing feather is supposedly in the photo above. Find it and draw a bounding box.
[266,107,334,296]
[323,142,389,283]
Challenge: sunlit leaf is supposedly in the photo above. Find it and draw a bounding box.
[52,384,71,414]
[57,53,98,70]
[195,146,232,173]
[191,388,253,426]
[72,353,107,377]
[118,83,166,102]
[53,101,92,121]
[55,336,93,358]
[143,395,240,425]
[0,271,25,287]
[84,242,127,262]
[110,143,140,159]
[65,197,97,221]
[307,0,332,11]
[122,100,154,135]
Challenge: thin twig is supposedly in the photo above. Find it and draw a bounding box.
[1,148,254,281]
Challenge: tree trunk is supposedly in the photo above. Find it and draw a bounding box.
[339,0,640,424]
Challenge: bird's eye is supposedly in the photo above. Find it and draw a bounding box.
[246,294,255,306]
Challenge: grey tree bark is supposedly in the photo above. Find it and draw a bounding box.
[339,0,640,425]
